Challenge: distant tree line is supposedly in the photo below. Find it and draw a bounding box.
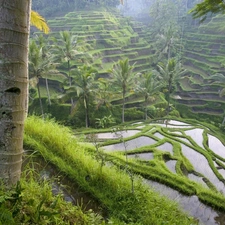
[32,0,120,17]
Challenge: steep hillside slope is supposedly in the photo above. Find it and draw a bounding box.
[31,9,225,125]
[177,14,225,123]
[46,10,154,76]
[29,9,163,123]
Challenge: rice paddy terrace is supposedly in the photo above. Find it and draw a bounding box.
[89,119,225,224]
[46,9,152,76]
[178,14,225,121]
[34,9,225,123]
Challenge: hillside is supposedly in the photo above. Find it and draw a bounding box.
[29,8,161,124]
[30,7,225,126]
[176,14,225,123]
[45,10,153,75]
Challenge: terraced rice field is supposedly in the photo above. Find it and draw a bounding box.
[179,14,225,119]
[92,119,225,224]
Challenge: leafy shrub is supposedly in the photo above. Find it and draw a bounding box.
[169,108,180,117]
[95,115,115,128]
[124,108,144,121]
[147,105,157,118]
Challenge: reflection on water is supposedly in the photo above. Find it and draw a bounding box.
[188,173,208,188]
[176,136,192,145]
[168,130,183,135]
[185,128,204,148]
[100,120,225,223]
[103,136,157,152]
[150,123,193,128]
[166,120,189,126]
[127,152,154,161]
[218,169,225,179]
[208,134,225,159]
[156,142,173,155]
[154,132,164,139]
[165,160,177,173]
[96,130,140,139]
[23,156,103,214]
[145,179,225,225]
[181,144,225,193]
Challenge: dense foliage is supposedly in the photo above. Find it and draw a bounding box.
[189,0,225,22]
[32,0,120,16]
[0,170,105,224]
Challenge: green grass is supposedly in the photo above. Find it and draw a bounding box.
[0,166,105,224]
[24,115,197,225]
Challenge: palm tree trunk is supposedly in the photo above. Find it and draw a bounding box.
[145,95,148,120]
[168,43,171,60]
[222,116,225,126]
[84,96,89,128]
[85,112,88,128]
[37,80,44,119]
[122,89,125,123]
[167,83,172,116]
[45,77,51,105]
[68,60,72,87]
[166,95,170,116]
[68,60,74,106]
[0,0,31,185]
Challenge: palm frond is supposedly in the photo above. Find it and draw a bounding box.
[31,10,50,34]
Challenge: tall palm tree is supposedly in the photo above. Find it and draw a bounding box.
[110,58,138,123]
[156,58,185,115]
[51,31,92,107]
[136,72,162,120]
[29,40,57,118]
[65,65,97,128]
[52,31,80,87]
[35,34,55,106]
[95,78,114,110]
[155,24,181,60]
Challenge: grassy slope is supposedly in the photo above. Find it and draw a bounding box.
[24,115,197,225]
[0,167,105,224]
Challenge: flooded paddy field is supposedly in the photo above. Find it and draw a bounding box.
[93,119,225,224]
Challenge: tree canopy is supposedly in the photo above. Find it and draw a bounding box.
[189,0,225,22]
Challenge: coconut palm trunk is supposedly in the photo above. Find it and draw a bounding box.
[167,82,172,116]
[145,95,148,120]
[110,58,136,124]
[122,88,126,123]
[37,80,44,119]
[45,77,51,105]
[0,0,31,185]
[68,60,74,106]
[84,95,89,128]
[68,60,72,87]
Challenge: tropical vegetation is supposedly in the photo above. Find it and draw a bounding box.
[2,0,225,224]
